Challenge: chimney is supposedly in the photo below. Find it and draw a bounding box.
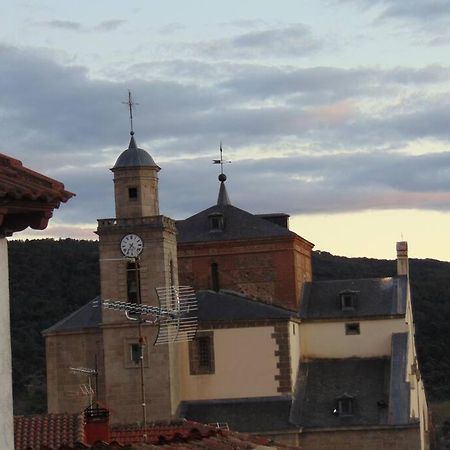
[84,405,110,444]
[396,241,409,277]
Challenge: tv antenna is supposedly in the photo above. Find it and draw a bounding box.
[69,363,99,409]
[102,285,198,344]
[101,258,198,426]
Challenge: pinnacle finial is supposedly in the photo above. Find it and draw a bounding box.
[122,90,139,136]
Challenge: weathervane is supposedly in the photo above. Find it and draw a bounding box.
[122,90,139,135]
[213,142,231,176]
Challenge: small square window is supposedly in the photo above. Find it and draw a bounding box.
[128,187,138,199]
[124,338,148,369]
[189,332,215,375]
[345,322,360,335]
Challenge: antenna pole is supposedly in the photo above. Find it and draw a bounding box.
[134,257,147,427]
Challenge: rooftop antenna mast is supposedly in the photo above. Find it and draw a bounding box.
[122,89,139,135]
[69,363,99,409]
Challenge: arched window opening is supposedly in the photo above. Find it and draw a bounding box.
[127,261,141,304]
[211,263,220,292]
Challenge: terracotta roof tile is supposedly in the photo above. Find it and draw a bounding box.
[0,153,74,204]
[15,416,301,450]
[14,413,85,450]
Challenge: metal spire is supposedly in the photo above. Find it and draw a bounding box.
[122,90,139,136]
[213,142,232,206]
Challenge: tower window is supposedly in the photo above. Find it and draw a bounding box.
[211,263,220,292]
[189,332,215,375]
[340,291,358,311]
[127,261,141,304]
[128,187,138,199]
[345,322,360,335]
[130,343,141,364]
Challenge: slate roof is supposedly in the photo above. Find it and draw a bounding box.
[388,333,411,424]
[176,204,296,244]
[14,413,85,450]
[179,396,294,433]
[299,276,407,320]
[290,334,411,429]
[290,358,391,428]
[43,297,101,334]
[113,135,159,169]
[44,290,293,335]
[197,289,295,322]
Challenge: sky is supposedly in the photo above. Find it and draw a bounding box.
[3,0,450,261]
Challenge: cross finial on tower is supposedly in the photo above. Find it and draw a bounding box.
[213,141,231,179]
[122,90,139,135]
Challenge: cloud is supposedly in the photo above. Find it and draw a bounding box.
[40,19,126,33]
[340,0,450,39]
[192,24,322,60]
[3,43,450,227]
[94,20,126,32]
[44,20,83,31]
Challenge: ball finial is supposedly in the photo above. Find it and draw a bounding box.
[218,173,227,182]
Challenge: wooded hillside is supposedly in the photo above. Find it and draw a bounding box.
[7,239,450,414]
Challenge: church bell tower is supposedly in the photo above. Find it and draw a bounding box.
[96,104,180,424]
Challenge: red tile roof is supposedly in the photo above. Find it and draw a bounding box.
[14,413,85,450]
[0,153,73,204]
[14,416,301,450]
[0,153,74,234]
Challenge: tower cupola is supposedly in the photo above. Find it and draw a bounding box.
[111,132,160,219]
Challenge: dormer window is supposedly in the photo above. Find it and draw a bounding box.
[334,394,354,416]
[340,290,358,311]
[208,212,224,232]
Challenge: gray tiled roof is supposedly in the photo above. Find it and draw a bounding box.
[176,204,295,244]
[389,333,411,424]
[112,135,159,169]
[43,290,293,335]
[290,358,391,428]
[299,276,407,320]
[43,297,101,334]
[179,396,294,432]
[197,290,295,322]
[290,333,411,429]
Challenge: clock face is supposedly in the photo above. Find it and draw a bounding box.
[120,233,144,257]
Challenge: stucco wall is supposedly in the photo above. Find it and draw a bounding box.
[295,426,421,450]
[0,238,13,449]
[179,326,280,400]
[300,318,408,358]
[289,321,300,388]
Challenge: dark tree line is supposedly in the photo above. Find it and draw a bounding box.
[7,240,450,414]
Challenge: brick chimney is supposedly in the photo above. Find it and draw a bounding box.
[396,241,409,277]
[84,406,110,444]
